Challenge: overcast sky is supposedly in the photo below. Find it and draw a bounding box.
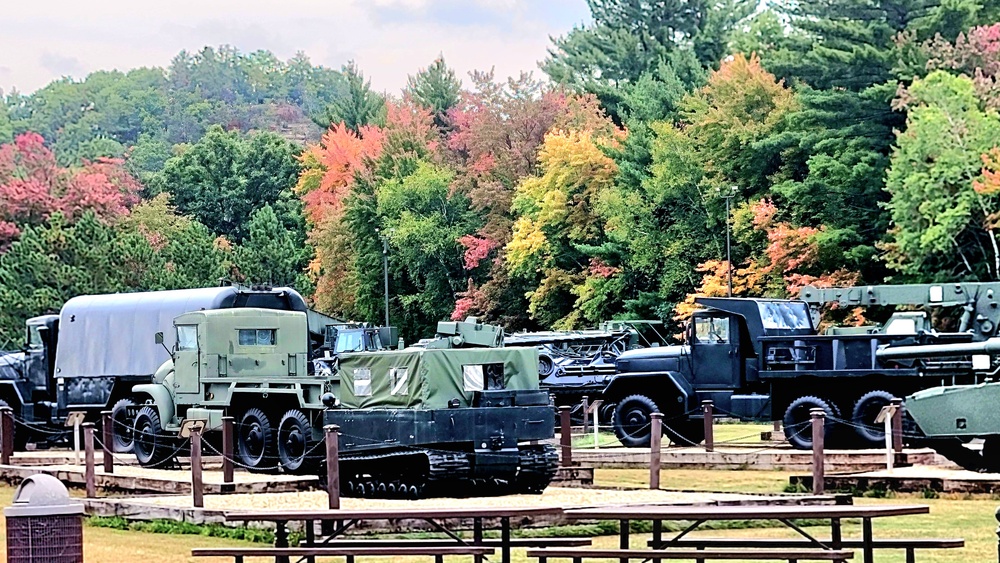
[0,0,591,96]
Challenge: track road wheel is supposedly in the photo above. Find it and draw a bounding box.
[783,396,836,450]
[851,390,895,447]
[613,394,660,447]
[132,406,174,467]
[277,409,316,473]
[237,408,275,472]
[110,398,136,453]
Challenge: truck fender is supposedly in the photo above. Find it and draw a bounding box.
[602,371,695,410]
[0,380,27,408]
[131,382,175,426]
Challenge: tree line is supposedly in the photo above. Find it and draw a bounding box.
[3,0,1000,346]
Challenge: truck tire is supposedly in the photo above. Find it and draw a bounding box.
[110,398,136,453]
[851,390,895,447]
[783,396,836,450]
[133,406,174,467]
[277,409,315,474]
[614,394,660,447]
[237,408,275,472]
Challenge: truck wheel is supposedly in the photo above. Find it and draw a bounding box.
[277,409,315,474]
[110,398,136,453]
[783,396,836,450]
[851,390,895,447]
[133,406,173,467]
[613,394,660,447]
[237,408,275,472]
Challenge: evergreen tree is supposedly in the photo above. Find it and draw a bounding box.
[315,61,386,132]
[233,205,311,289]
[405,56,462,128]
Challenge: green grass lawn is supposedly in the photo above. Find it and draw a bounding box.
[573,422,772,449]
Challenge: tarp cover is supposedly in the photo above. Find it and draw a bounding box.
[54,287,243,378]
[337,347,539,409]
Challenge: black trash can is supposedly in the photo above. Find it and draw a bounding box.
[5,474,84,562]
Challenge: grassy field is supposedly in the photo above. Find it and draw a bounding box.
[572,422,773,449]
[0,464,990,562]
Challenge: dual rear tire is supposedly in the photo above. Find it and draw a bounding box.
[782,390,897,450]
[237,407,317,474]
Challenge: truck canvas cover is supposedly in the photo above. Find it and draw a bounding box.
[337,347,539,409]
[56,287,256,378]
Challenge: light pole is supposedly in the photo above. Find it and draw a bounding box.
[376,228,390,327]
[717,185,738,297]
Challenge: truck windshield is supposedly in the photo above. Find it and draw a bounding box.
[26,325,43,350]
[757,302,811,330]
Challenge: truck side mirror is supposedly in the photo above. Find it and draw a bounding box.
[154,332,164,345]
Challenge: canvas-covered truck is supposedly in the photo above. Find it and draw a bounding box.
[134,309,557,497]
[0,285,337,450]
[605,297,984,449]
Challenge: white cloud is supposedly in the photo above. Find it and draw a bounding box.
[0,0,590,95]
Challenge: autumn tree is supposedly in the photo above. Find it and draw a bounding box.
[884,70,1000,279]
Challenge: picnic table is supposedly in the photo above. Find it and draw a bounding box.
[561,504,937,563]
[219,506,565,563]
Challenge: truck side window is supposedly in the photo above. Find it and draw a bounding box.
[26,326,43,350]
[238,329,276,346]
[694,317,729,344]
[177,325,198,351]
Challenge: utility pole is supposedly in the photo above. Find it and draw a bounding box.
[718,185,738,297]
[376,228,390,327]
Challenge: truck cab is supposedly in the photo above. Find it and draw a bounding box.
[605,298,813,446]
[0,315,59,424]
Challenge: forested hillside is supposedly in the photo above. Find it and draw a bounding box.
[3,1,1000,346]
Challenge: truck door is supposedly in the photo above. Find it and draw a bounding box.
[690,314,740,387]
[174,324,201,394]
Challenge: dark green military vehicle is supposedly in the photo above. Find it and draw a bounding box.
[131,309,557,497]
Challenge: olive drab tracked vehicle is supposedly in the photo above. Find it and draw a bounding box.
[132,309,558,498]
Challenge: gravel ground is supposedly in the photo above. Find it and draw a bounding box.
[131,486,754,511]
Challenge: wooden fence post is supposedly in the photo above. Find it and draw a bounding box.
[101,410,114,474]
[891,398,904,454]
[582,396,589,434]
[83,422,96,498]
[650,412,662,490]
[811,408,825,495]
[221,416,234,484]
[702,400,714,452]
[325,425,340,509]
[0,407,13,465]
[559,406,572,467]
[191,427,203,508]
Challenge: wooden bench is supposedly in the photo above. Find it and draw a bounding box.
[645,537,962,562]
[192,545,495,563]
[314,538,592,548]
[526,547,853,562]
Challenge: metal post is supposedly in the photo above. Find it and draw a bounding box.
[382,237,390,327]
[0,407,13,465]
[811,408,825,495]
[559,406,572,467]
[222,416,234,484]
[702,400,714,452]
[325,425,340,509]
[101,411,114,474]
[582,396,589,434]
[650,412,662,489]
[726,193,732,297]
[83,422,96,498]
[191,427,203,508]
[891,398,904,453]
[74,418,81,465]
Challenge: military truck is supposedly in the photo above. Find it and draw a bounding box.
[605,297,983,449]
[133,310,558,497]
[0,285,337,451]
